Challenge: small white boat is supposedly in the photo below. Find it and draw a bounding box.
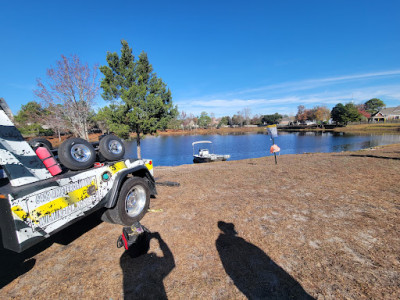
[192,141,230,163]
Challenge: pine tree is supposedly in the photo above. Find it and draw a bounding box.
[100,40,178,158]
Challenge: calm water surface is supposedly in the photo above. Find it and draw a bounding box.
[124,132,400,166]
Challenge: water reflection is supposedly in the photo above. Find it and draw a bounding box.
[124,132,400,166]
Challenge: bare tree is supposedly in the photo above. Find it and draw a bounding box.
[44,104,69,142]
[180,111,190,130]
[242,107,251,125]
[34,54,99,140]
[235,110,245,127]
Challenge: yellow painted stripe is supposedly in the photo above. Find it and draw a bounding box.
[30,197,70,222]
[12,180,98,224]
[11,161,128,225]
[30,180,97,223]
[145,161,153,171]
[109,161,127,174]
[11,205,29,221]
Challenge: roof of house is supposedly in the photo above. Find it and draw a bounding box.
[373,106,400,117]
[358,110,371,118]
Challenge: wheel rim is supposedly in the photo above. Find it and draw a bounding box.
[70,144,92,162]
[108,140,123,154]
[125,185,147,218]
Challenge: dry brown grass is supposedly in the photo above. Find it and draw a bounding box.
[1,145,400,299]
[333,123,400,134]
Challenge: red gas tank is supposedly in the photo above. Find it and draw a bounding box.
[35,147,62,176]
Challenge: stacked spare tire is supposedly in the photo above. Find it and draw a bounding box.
[57,134,125,171]
[29,134,126,172]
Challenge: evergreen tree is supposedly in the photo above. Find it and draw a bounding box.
[331,103,361,125]
[197,111,212,128]
[100,40,178,158]
[364,98,385,115]
[262,113,283,125]
[14,101,49,136]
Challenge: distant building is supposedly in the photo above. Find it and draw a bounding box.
[370,106,400,122]
[279,116,295,126]
[358,110,371,120]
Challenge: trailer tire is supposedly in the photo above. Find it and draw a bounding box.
[58,138,96,170]
[99,134,125,161]
[107,177,150,226]
[29,138,53,150]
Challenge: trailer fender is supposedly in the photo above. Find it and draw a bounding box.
[0,195,21,252]
[104,165,156,209]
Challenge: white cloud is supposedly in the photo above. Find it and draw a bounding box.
[233,69,400,96]
[176,70,400,117]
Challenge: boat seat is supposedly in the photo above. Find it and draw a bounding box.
[199,149,209,156]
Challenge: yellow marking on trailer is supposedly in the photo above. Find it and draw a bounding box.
[109,161,127,174]
[145,161,153,171]
[11,180,98,224]
[11,205,29,221]
[30,180,98,223]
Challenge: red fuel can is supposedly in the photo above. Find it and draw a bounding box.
[35,147,62,176]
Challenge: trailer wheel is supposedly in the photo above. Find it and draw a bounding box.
[29,138,53,150]
[107,177,150,226]
[99,134,125,161]
[58,138,96,170]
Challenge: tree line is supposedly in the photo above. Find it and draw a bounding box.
[293,98,385,126]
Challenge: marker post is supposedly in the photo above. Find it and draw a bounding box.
[267,125,279,165]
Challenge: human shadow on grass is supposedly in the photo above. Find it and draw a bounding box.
[0,210,103,289]
[120,232,175,300]
[216,221,314,299]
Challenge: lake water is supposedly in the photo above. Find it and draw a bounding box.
[124,132,400,166]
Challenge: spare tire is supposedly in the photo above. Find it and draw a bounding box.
[29,138,53,150]
[58,138,96,170]
[99,134,125,161]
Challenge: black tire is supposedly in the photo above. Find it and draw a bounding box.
[99,134,125,161]
[58,138,96,170]
[106,177,150,226]
[29,138,53,150]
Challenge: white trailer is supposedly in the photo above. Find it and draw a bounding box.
[0,99,156,253]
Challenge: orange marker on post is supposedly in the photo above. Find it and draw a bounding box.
[267,125,279,165]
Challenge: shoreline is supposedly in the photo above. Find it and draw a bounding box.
[157,123,400,136]
[35,123,400,149]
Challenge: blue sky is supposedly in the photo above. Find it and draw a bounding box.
[1,0,399,117]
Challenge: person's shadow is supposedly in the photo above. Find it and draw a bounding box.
[120,232,175,299]
[216,221,314,299]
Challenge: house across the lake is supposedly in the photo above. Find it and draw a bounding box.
[370,106,400,122]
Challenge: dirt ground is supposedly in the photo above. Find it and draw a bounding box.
[1,144,400,299]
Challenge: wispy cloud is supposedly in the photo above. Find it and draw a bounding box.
[233,69,400,96]
[176,70,400,116]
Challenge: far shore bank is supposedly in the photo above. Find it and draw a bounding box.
[38,122,400,148]
[156,122,400,136]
